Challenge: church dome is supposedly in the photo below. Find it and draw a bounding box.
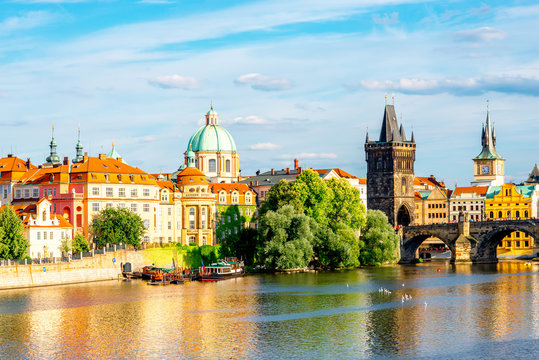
[176,166,208,184]
[186,106,237,153]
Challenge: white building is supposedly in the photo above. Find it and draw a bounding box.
[449,186,488,222]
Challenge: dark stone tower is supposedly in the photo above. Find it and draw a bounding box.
[365,104,416,227]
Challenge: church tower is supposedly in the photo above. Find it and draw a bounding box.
[471,103,504,186]
[365,103,416,227]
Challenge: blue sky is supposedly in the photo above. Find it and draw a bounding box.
[1,0,538,187]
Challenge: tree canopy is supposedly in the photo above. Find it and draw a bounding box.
[91,208,145,248]
[259,205,315,270]
[358,210,400,266]
[72,233,90,254]
[0,206,29,259]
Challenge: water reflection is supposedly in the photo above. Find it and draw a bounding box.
[0,262,538,359]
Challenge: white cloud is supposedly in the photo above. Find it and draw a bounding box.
[249,142,281,150]
[453,27,506,42]
[373,12,399,25]
[148,75,199,90]
[355,75,539,96]
[234,73,293,91]
[0,11,57,35]
[233,115,269,125]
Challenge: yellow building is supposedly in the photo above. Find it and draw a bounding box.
[485,183,534,257]
[176,166,216,246]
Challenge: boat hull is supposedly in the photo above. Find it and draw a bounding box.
[200,271,245,281]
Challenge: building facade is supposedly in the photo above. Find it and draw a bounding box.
[449,186,487,222]
[365,104,416,226]
[0,155,37,206]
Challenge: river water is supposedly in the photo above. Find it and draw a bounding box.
[0,261,538,359]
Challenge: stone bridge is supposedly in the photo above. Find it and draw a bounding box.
[400,217,539,264]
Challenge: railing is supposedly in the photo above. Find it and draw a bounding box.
[0,243,129,267]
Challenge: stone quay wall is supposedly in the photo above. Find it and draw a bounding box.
[0,250,147,290]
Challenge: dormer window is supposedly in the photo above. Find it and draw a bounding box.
[130,175,134,183]
[105,174,110,182]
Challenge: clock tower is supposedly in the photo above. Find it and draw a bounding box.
[472,104,504,186]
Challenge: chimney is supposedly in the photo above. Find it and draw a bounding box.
[26,158,31,169]
[117,157,123,163]
[298,167,302,174]
[286,168,290,174]
[84,152,88,156]
[63,157,69,165]
[294,158,299,170]
[271,169,275,175]
[7,154,12,158]
[98,154,106,160]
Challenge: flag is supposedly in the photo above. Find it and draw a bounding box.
[201,260,205,272]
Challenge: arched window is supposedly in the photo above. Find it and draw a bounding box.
[401,178,407,195]
[245,192,252,204]
[507,211,511,218]
[189,208,195,229]
[232,191,239,204]
[516,211,520,218]
[42,210,47,222]
[490,211,494,219]
[498,211,502,218]
[219,191,226,204]
[226,160,231,173]
[209,159,216,172]
[525,210,529,218]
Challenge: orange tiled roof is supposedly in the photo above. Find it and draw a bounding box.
[358,178,366,184]
[414,191,422,200]
[176,166,207,184]
[415,176,445,188]
[157,180,176,191]
[0,156,37,182]
[209,183,252,194]
[451,186,488,197]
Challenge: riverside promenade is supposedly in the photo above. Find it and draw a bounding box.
[0,249,147,290]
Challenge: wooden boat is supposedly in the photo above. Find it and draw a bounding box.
[199,258,244,281]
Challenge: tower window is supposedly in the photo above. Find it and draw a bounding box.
[226,160,231,173]
[209,159,216,172]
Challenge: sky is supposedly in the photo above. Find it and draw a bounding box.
[1,0,538,187]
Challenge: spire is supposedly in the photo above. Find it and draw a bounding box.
[474,101,503,160]
[186,144,196,167]
[527,164,539,184]
[399,123,406,141]
[205,103,218,125]
[365,129,369,143]
[73,125,84,163]
[107,141,123,161]
[378,104,405,142]
[411,131,415,143]
[45,122,61,165]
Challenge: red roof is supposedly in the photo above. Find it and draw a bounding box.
[209,183,252,194]
[451,186,488,197]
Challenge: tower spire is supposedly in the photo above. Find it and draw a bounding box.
[73,124,84,163]
[45,122,61,165]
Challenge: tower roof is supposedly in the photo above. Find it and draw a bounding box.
[474,106,503,160]
[378,105,409,142]
[527,163,539,184]
[187,106,237,153]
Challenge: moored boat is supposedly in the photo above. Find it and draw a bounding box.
[199,258,244,281]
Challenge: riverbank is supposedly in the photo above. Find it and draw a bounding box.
[0,250,147,290]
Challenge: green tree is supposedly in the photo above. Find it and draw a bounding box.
[293,169,331,226]
[358,210,400,266]
[325,178,366,232]
[259,180,302,217]
[313,224,360,269]
[0,206,29,259]
[259,205,314,270]
[59,235,72,255]
[72,233,90,254]
[91,208,145,248]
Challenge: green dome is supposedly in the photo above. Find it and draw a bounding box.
[187,124,237,153]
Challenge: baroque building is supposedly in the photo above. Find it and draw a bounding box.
[472,104,505,186]
[365,104,416,226]
[175,105,240,183]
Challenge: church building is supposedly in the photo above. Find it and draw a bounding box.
[175,105,240,183]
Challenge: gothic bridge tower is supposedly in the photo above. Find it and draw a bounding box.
[365,104,416,227]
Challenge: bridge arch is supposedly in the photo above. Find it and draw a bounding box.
[472,221,539,263]
[400,225,459,264]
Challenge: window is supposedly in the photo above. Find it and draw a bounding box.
[189,236,196,245]
[24,189,30,198]
[161,191,168,201]
[49,232,53,240]
[246,193,252,204]
[92,203,100,212]
[15,189,21,199]
[507,241,511,247]
[118,188,125,197]
[516,241,520,248]
[498,211,502,218]
[131,204,137,212]
[44,232,47,240]
[246,208,251,216]
[516,211,520,218]
[234,213,238,221]
[232,192,239,204]
[48,189,53,196]
[189,208,195,229]
[143,189,150,197]
[226,159,231,173]
[209,159,216,172]
[131,189,138,197]
[202,235,207,246]
[168,221,172,230]
[525,210,529,218]
[516,232,520,238]
[525,241,529,247]
[106,203,113,209]
[201,208,206,229]
[168,208,172,216]
[3,188,7,198]
[144,236,150,243]
[92,187,99,196]
[53,188,56,196]
[119,203,125,209]
[106,187,113,197]
[37,232,41,240]
[219,192,226,204]
[32,189,39,198]
[177,221,181,230]
[143,204,150,212]
[144,220,150,229]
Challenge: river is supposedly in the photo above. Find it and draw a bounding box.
[0,261,538,359]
